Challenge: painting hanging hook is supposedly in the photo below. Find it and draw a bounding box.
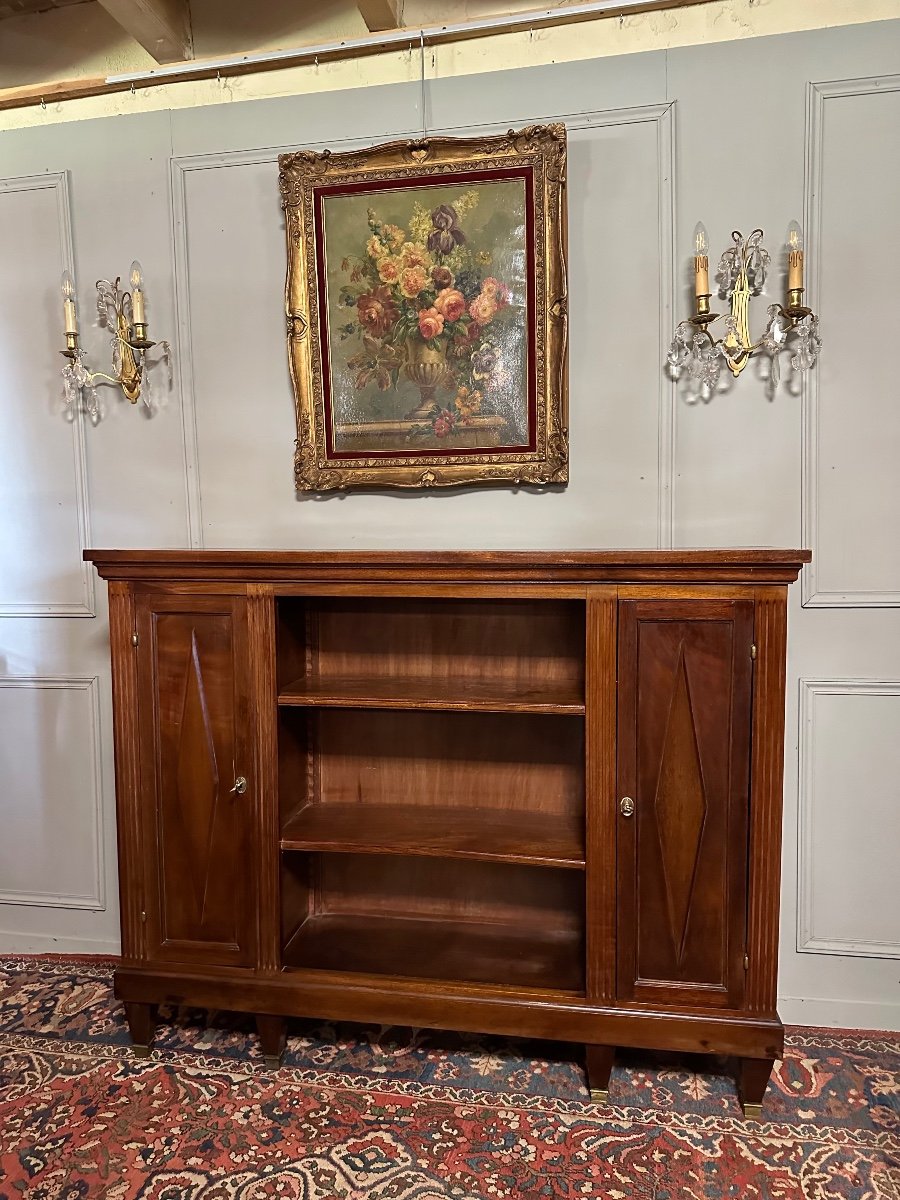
[419,29,427,139]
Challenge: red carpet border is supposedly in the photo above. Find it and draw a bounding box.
[0,956,897,1198]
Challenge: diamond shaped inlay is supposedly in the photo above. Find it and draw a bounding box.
[654,646,707,964]
[175,631,220,923]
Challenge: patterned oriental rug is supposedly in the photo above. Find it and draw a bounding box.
[0,958,897,1199]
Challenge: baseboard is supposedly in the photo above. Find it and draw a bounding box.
[779,994,900,1032]
[0,930,121,956]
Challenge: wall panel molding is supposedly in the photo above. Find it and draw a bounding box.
[798,678,900,959]
[0,676,105,911]
[0,171,95,617]
[170,101,675,549]
[801,75,900,608]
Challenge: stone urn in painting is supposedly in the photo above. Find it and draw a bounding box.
[403,335,452,420]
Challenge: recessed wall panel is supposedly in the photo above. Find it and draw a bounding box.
[0,678,104,909]
[805,81,900,604]
[799,682,900,957]
[0,175,92,619]
[0,174,92,615]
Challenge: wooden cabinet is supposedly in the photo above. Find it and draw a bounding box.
[134,594,256,968]
[616,599,753,1009]
[87,550,809,1116]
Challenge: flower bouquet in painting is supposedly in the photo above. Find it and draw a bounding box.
[279,124,568,490]
[337,194,519,445]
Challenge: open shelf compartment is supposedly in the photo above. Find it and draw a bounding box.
[276,596,586,714]
[278,707,585,868]
[281,801,584,869]
[281,853,585,993]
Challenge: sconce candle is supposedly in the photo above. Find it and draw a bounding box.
[130,260,146,326]
[60,264,170,416]
[693,222,710,299]
[787,221,804,292]
[61,270,78,336]
[668,223,820,401]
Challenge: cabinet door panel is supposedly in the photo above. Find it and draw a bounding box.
[136,594,255,967]
[617,599,753,1008]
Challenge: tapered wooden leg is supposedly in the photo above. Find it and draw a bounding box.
[123,1001,157,1058]
[585,1044,615,1102]
[739,1057,774,1120]
[256,1014,287,1069]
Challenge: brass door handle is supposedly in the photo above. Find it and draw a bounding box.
[230,776,248,796]
[619,796,635,817]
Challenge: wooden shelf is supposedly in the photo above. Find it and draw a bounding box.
[283,913,584,993]
[281,803,585,869]
[278,674,585,714]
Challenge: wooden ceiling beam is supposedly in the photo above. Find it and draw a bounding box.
[96,0,193,63]
[0,0,727,110]
[357,0,401,33]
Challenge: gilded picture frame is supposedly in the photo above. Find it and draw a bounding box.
[278,124,568,491]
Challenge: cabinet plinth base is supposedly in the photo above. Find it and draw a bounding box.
[113,966,784,1064]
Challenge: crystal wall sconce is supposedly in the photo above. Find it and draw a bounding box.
[61,262,170,419]
[668,222,821,401]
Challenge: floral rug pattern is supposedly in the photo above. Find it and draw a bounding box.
[0,957,897,1198]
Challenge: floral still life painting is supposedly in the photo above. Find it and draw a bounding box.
[279,125,568,490]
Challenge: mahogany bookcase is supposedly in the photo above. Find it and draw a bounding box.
[85,548,809,1117]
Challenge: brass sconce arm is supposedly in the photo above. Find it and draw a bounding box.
[60,265,170,420]
[669,224,820,401]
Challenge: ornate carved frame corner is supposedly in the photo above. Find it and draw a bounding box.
[278,124,568,491]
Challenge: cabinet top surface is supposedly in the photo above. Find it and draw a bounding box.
[85,548,810,584]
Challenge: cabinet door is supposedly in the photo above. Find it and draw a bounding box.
[136,593,256,968]
[617,599,753,1008]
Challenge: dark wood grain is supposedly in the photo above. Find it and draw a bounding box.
[281,802,585,868]
[86,547,811,586]
[617,599,753,1009]
[135,593,256,969]
[279,673,586,714]
[746,588,788,1015]
[256,1014,287,1067]
[585,1043,615,1097]
[585,588,617,1001]
[123,1000,157,1055]
[300,853,584,933]
[91,549,802,1097]
[283,913,585,992]
[739,1056,775,1117]
[107,581,145,965]
[114,964,784,1058]
[248,584,281,974]
[284,707,584,817]
[277,595,585,717]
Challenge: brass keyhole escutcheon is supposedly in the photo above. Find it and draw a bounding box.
[230,776,248,796]
[619,796,635,817]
